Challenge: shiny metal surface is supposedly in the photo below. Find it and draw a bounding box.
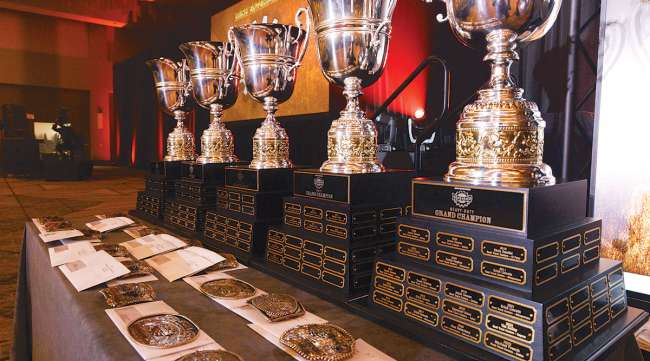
[146,58,196,162]
[180,41,240,164]
[230,9,310,169]
[440,0,561,186]
[308,0,397,174]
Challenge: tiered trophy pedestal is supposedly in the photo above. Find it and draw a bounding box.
[134,161,182,221]
[163,161,242,236]
[259,169,415,301]
[202,166,293,263]
[367,179,634,361]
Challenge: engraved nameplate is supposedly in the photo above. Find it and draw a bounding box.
[376,262,405,282]
[488,296,536,324]
[406,288,439,310]
[436,251,473,272]
[407,272,441,293]
[437,232,474,252]
[373,290,403,312]
[482,241,527,263]
[398,242,431,261]
[484,332,532,361]
[375,276,404,297]
[481,261,526,285]
[443,299,482,324]
[404,302,438,327]
[444,283,484,307]
[441,316,481,343]
[398,224,430,243]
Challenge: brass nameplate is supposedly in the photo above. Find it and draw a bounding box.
[284,202,301,215]
[548,335,571,361]
[443,299,482,325]
[304,220,324,234]
[404,302,438,327]
[407,272,441,293]
[436,251,473,273]
[406,287,439,310]
[285,234,302,248]
[373,290,403,312]
[324,246,347,263]
[325,210,347,225]
[561,254,581,274]
[488,296,536,324]
[303,240,323,255]
[535,263,558,286]
[228,202,241,212]
[323,259,345,275]
[609,267,624,286]
[611,296,627,319]
[584,227,601,245]
[437,232,474,252]
[592,292,609,315]
[267,229,283,243]
[484,332,532,361]
[570,286,589,309]
[304,206,323,220]
[302,252,322,267]
[562,234,581,254]
[398,224,430,243]
[481,241,527,263]
[547,298,570,325]
[228,192,241,201]
[352,211,376,224]
[322,271,345,289]
[241,205,255,216]
[375,276,405,297]
[441,316,481,344]
[486,315,534,343]
[572,319,592,346]
[239,232,251,243]
[225,218,238,228]
[536,242,559,264]
[284,215,301,228]
[282,257,300,272]
[301,263,321,280]
[398,242,431,261]
[583,245,600,264]
[590,276,608,297]
[237,241,251,253]
[444,282,484,307]
[239,222,252,233]
[547,316,570,344]
[380,207,402,220]
[609,283,626,303]
[352,225,376,239]
[284,246,301,260]
[376,262,406,282]
[217,199,228,208]
[216,215,227,225]
[241,194,255,205]
[481,261,526,285]
[267,241,284,254]
[266,251,283,265]
[325,224,348,240]
[593,308,610,332]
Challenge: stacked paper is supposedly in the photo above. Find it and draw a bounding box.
[146,247,225,282]
[86,217,134,233]
[121,234,187,260]
[59,250,130,291]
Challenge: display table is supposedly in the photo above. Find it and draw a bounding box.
[12,219,649,361]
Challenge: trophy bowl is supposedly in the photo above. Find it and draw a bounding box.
[230,9,310,169]
[180,41,240,164]
[440,0,562,187]
[146,58,195,162]
[307,0,398,174]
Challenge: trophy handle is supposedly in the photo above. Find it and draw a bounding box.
[292,7,311,67]
[366,20,391,74]
[228,28,245,81]
[518,0,563,42]
[225,41,239,80]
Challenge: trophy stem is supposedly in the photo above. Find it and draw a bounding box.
[249,96,292,169]
[165,110,196,162]
[196,103,239,164]
[319,77,384,174]
[444,29,555,187]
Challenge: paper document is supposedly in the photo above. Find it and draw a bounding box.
[121,234,187,260]
[146,247,225,282]
[86,217,134,232]
[48,241,96,267]
[59,250,130,291]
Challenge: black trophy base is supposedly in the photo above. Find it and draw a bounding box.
[163,199,208,236]
[281,195,406,246]
[180,161,245,185]
[150,161,182,179]
[217,186,287,220]
[174,178,218,207]
[411,178,588,235]
[394,216,602,295]
[369,256,627,361]
[292,169,415,205]
[144,175,176,199]
[225,166,293,192]
[202,209,276,264]
[136,191,165,219]
[262,224,395,301]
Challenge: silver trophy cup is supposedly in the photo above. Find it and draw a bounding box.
[146,58,196,162]
[179,41,240,164]
[308,0,398,174]
[440,0,562,186]
[229,9,310,169]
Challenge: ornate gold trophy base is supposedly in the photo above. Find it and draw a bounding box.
[249,97,292,169]
[197,104,238,164]
[164,111,196,162]
[320,77,384,174]
[444,29,555,187]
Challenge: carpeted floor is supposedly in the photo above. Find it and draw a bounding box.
[0,166,145,360]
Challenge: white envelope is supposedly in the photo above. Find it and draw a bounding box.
[121,234,187,260]
[59,250,130,291]
[146,247,225,282]
[85,217,134,233]
[39,229,84,243]
[48,241,97,267]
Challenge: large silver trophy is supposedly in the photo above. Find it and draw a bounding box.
[440,0,562,186]
[229,10,310,169]
[146,58,195,161]
[179,41,240,164]
[307,0,398,174]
